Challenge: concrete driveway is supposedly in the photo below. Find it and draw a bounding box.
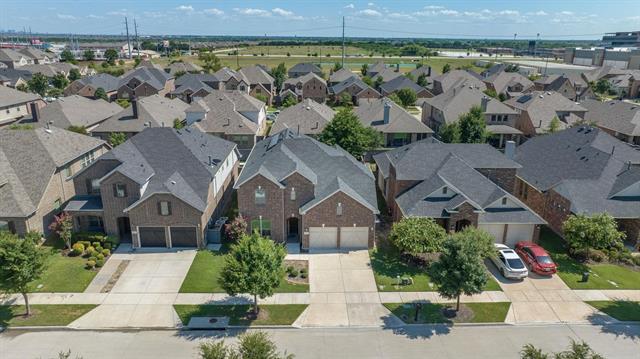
[70,245,196,329]
[294,250,402,328]
[487,262,601,324]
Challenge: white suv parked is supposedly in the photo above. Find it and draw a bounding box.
[491,243,528,280]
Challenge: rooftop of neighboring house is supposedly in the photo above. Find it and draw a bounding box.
[583,65,628,82]
[94,94,189,134]
[423,85,517,124]
[18,47,54,61]
[213,67,245,83]
[355,98,433,134]
[20,64,66,77]
[0,84,41,107]
[432,69,486,93]
[581,99,640,137]
[504,91,587,134]
[374,137,520,181]
[235,129,379,214]
[480,63,508,78]
[283,72,326,87]
[409,65,439,81]
[271,99,335,135]
[164,61,202,76]
[0,68,32,85]
[75,73,120,92]
[0,48,28,62]
[483,71,534,94]
[0,126,106,217]
[288,63,322,76]
[187,90,264,135]
[171,73,217,95]
[379,75,428,95]
[370,67,402,83]
[119,66,173,90]
[239,65,274,85]
[39,95,122,129]
[329,68,358,84]
[534,74,575,91]
[514,126,640,217]
[366,61,387,76]
[97,127,236,212]
[329,76,380,96]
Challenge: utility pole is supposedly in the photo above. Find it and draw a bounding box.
[534,33,540,58]
[125,17,132,59]
[134,18,139,57]
[341,16,345,68]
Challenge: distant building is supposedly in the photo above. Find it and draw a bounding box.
[601,31,640,47]
[564,47,640,70]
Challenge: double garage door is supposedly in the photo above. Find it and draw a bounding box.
[308,227,368,250]
[138,226,198,247]
[478,223,535,248]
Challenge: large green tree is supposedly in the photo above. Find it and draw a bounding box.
[27,73,49,97]
[108,132,127,147]
[199,52,222,73]
[219,232,286,315]
[51,73,69,90]
[60,49,75,63]
[318,108,382,159]
[199,331,294,359]
[83,49,95,61]
[68,68,81,81]
[395,88,417,107]
[563,213,626,254]
[389,217,446,255]
[428,229,491,311]
[94,87,108,101]
[270,63,287,90]
[438,122,461,143]
[0,232,49,316]
[104,49,119,65]
[458,105,489,143]
[360,63,369,76]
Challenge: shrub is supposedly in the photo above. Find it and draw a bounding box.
[71,243,85,256]
[633,256,640,267]
[286,266,295,274]
[288,269,299,278]
[96,253,105,261]
[300,268,307,274]
[95,246,103,253]
[86,260,96,269]
[105,235,120,248]
[92,241,101,248]
[588,249,606,262]
[102,249,111,257]
[300,273,307,279]
[78,241,91,249]
[95,259,105,267]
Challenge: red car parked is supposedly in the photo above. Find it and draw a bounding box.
[515,241,557,275]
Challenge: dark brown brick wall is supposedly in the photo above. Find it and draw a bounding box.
[302,78,327,103]
[477,168,517,193]
[301,191,376,249]
[237,174,286,242]
[447,202,479,232]
[515,177,571,236]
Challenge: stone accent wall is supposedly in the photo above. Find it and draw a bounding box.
[301,191,376,249]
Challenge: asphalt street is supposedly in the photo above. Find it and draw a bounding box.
[1,323,639,359]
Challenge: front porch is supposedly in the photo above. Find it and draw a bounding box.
[64,195,105,233]
[487,125,523,148]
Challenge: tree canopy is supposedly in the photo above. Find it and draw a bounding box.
[458,105,489,143]
[68,68,81,81]
[563,213,626,254]
[60,49,75,63]
[51,73,69,90]
[395,88,417,107]
[104,49,119,65]
[389,217,446,255]
[108,132,127,147]
[318,108,382,159]
[94,87,108,101]
[199,331,294,359]
[270,63,287,90]
[83,49,95,61]
[442,63,451,73]
[199,52,222,73]
[27,73,49,97]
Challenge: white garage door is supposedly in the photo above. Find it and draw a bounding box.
[340,227,369,249]
[478,224,506,244]
[505,224,535,247]
[309,227,338,249]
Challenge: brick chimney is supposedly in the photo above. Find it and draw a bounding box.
[481,96,489,112]
[383,99,391,124]
[131,97,139,119]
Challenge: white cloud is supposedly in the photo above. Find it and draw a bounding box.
[356,9,382,17]
[107,9,128,17]
[176,5,194,12]
[203,8,224,16]
[87,14,104,19]
[440,9,459,16]
[529,10,548,16]
[344,4,355,9]
[388,12,416,21]
[271,7,304,20]
[233,8,272,17]
[367,2,375,6]
[144,11,166,18]
[559,11,574,16]
[57,14,76,20]
[424,5,445,10]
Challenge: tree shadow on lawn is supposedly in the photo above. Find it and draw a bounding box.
[587,301,640,341]
[381,301,453,339]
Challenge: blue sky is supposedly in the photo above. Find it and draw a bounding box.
[2,1,640,39]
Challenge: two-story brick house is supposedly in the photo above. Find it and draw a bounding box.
[65,127,238,248]
[235,129,379,251]
[0,127,108,236]
[116,67,175,99]
[328,76,380,105]
[374,139,544,247]
[513,126,640,249]
[281,72,328,103]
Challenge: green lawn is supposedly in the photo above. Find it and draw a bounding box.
[587,301,640,322]
[173,304,307,326]
[384,302,510,324]
[179,249,309,293]
[538,228,640,290]
[0,305,96,327]
[370,247,501,292]
[29,248,98,293]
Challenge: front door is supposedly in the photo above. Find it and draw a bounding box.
[117,217,131,242]
[287,218,299,242]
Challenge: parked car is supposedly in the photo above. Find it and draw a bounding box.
[490,244,528,280]
[515,241,557,275]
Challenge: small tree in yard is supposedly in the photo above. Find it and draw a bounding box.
[49,212,74,250]
[199,331,294,359]
[220,232,286,315]
[0,232,49,316]
[389,217,446,256]
[225,215,248,242]
[52,73,69,89]
[547,116,561,133]
[458,105,489,143]
[319,108,382,159]
[68,68,81,81]
[438,122,461,143]
[281,94,298,108]
[108,132,127,147]
[396,88,417,107]
[94,87,108,101]
[27,73,49,97]
[416,73,428,87]
[563,213,625,255]
[428,228,492,312]
[104,49,119,65]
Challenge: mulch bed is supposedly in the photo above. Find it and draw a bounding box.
[101,260,130,293]
[284,259,309,284]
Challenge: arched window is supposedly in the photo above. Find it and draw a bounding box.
[290,187,296,201]
[255,186,266,205]
[336,202,343,216]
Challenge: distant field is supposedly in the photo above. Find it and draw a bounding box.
[239,45,364,56]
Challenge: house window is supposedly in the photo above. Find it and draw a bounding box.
[54,198,62,210]
[502,197,508,205]
[87,215,103,229]
[523,184,529,200]
[290,187,296,201]
[158,201,171,216]
[251,219,271,237]
[64,166,73,178]
[81,150,95,168]
[89,179,101,195]
[491,115,497,122]
[255,187,266,205]
[336,202,343,216]
[442,187,448,195]
[114,183,127,198]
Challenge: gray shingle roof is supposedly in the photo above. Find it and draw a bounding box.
[39,95,122,129]
[0,68,32,86]
[165,61,202,75]
[483,71,534,94]
[75,73,120,92]
[119,67,172,90]
[94,95,189,134]
[329,68,358,84]
[18,48,54,61]
[433,70,486,93]
[0,85,41,107]
[423,86,516,124]
[0,127,105,217]
[101,127,236,212]
[514,126,640,218]
[288,63,322,76]
[187,90,263,136]
[380,142,541,223]
[283,72,326,87]
[236,129,378,214]
[239,65,274,85]
[504,91,587,134]
[271,99,335,135]
[367,61,387,77]
[355,98,433,134]
[379,76,427,94]
[329,76,379,96]
[0,49,27,62]
[582,99,640,137]
[409,65,438,80]
[171,73,217,95]
[371,68,401,83]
